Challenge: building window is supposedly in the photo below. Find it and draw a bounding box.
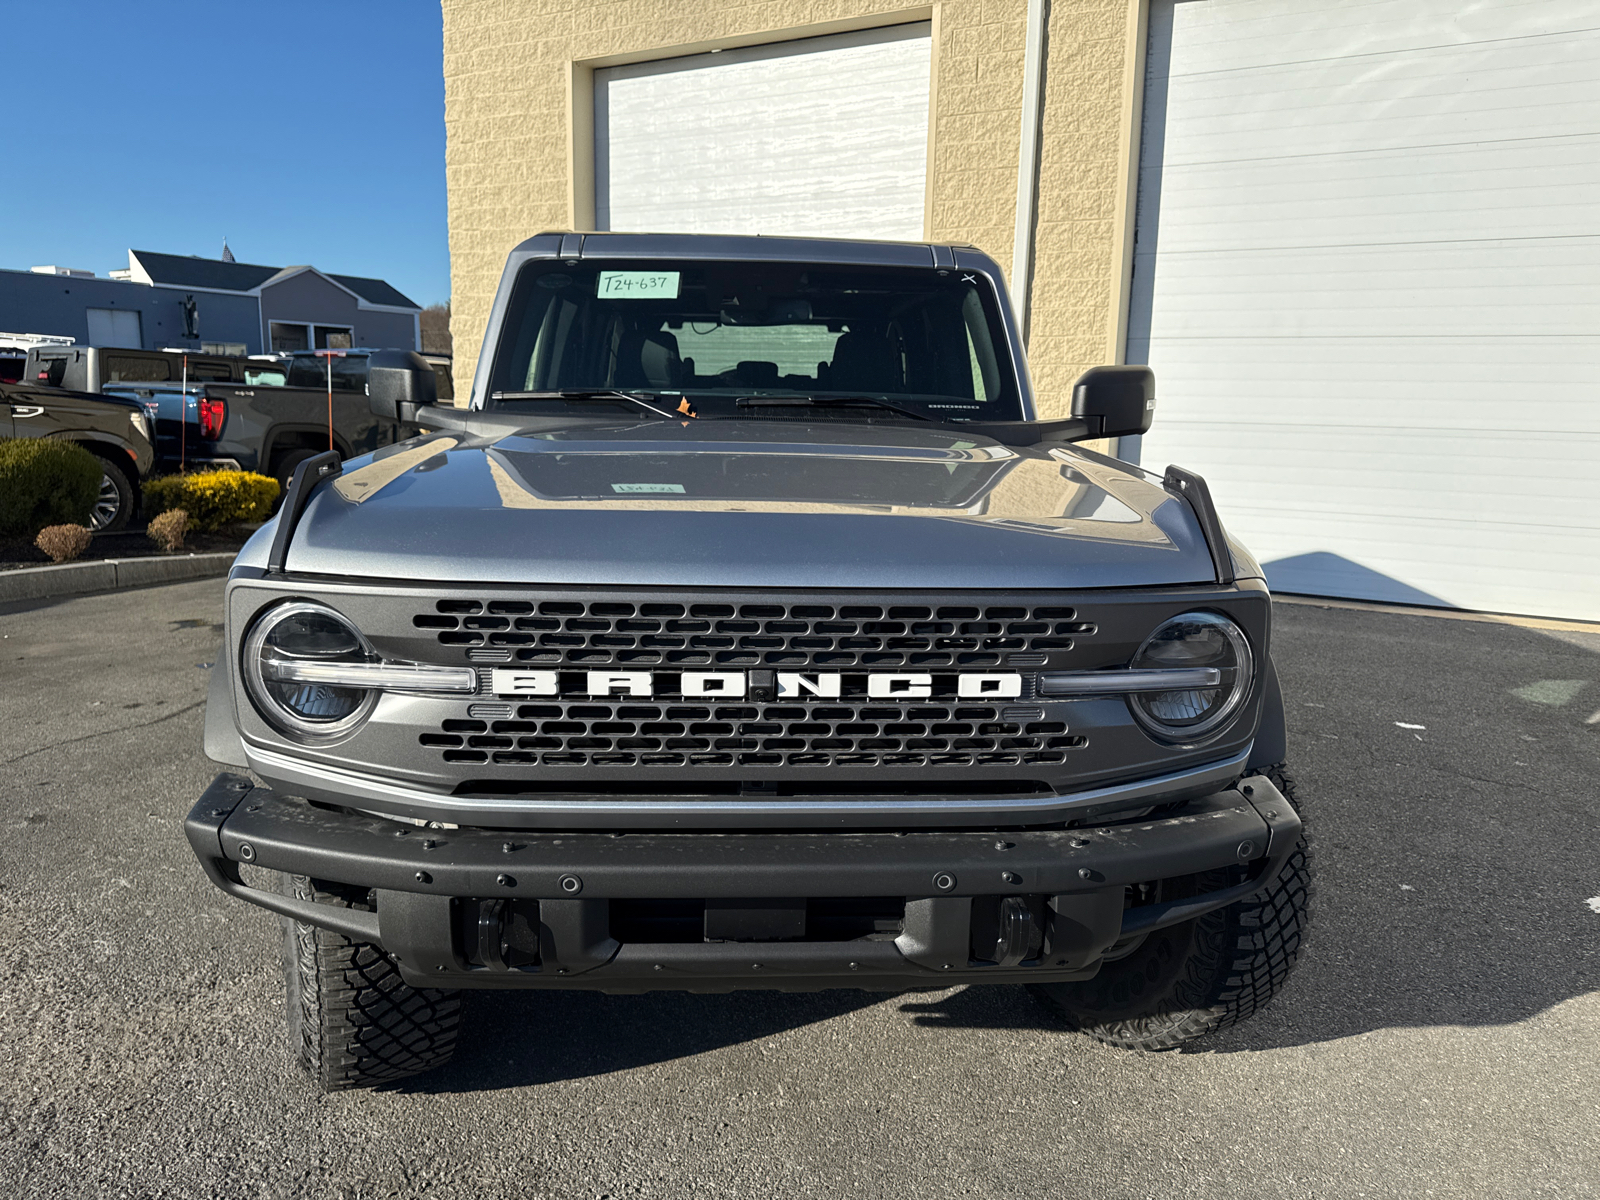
[270,322,309,352]
[314,325,354,350]
[201,341,247,357]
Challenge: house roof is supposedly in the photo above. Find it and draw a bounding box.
[328,273,420,310]
[130,250,281,291]
[127,251,421,310]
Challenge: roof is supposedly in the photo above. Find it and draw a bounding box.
[128,251,420,309]
[129,250,281,291]
[511,231,985,271]
[328,273,420,310]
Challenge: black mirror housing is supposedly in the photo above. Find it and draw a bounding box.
[1070,365,1155,439]
[367,350,438,422]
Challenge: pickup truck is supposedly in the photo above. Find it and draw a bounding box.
[186,232,1310,1091]
[1,378,154,530]
[99,349,434,485]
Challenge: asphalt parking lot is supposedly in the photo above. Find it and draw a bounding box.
[1,578,1596,1199]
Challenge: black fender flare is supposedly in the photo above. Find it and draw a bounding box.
[1247,657,1286,770]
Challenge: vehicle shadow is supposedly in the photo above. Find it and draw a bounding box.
[396,987,888,1093]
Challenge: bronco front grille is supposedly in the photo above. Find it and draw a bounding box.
[419,701,1086,770]
[413,599,1095,669]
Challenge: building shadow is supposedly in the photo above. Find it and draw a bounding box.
[1262,550,1454,608]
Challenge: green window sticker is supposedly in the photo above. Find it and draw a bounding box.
[612,483,685,494]
[597,270,681,300]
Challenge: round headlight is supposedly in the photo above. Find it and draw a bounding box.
[242,601,378,741]
[1128,611,1253,742]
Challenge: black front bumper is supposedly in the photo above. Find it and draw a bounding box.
[185,773,1300,992]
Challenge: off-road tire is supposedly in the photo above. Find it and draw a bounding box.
[1028,763,1311,1050]
[280,874,461,1090]
[90,455,134,532]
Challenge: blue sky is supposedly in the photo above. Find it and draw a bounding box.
[0,1,449,306]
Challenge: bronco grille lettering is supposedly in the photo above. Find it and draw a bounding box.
[490,669,1022,700]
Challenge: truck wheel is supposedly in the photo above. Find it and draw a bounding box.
[89,456,134,533]
[1028,763,1312,1050]
[270,449,320,511]
[280,874,461,1090]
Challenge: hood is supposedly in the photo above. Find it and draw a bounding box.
[267,419,1218,589]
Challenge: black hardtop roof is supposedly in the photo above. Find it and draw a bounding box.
[510,231,986,270]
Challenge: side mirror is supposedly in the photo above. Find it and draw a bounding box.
[1070,365,1155,439]
[367,350,438,423]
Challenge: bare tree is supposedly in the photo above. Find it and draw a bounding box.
[419,302,452,355]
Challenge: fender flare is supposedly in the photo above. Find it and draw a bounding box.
[1247,657,1286,770]
[203,650,249,769]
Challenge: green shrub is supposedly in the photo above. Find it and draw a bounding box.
[0,438,103,538]
[143,470,279,533]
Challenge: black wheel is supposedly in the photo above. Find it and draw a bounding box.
[1029,763,1312,1050]
[280,874,461,1091]
[270,448,320,512]
[89,455,134,532]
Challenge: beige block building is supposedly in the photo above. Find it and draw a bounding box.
[441,0,1144,416]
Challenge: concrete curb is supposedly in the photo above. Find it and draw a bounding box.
[0,552,236,603]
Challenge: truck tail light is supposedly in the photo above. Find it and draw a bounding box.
[199,397,226,440]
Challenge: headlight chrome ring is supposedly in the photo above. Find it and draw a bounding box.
[242,601,381,743]
[1127,611,1254,744]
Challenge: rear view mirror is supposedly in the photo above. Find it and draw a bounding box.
[1070,365,1155,439]
[367,350,439,423]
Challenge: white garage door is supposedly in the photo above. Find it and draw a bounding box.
[595,24,931,240]
[1128,0,1600,621]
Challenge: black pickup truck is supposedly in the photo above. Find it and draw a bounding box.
[188,232,1310,1092]
[27,345,435,487]
[1,379,154,530]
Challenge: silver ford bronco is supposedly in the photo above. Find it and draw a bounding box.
[185,233,1310,1090]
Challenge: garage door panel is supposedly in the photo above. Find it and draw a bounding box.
[1139,134,1600,250]
[1131,240,1600,339]
[1149,0,1597,72]
[1149,28,1600,165]
[596,25,931,240]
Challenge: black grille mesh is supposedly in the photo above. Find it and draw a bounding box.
[414,599,1093,668]
[420,701,1085,770]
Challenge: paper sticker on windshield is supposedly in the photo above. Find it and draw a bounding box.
[597,271,680,300]
[612,483,684,493]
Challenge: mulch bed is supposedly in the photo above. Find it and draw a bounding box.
[0,526,253,571]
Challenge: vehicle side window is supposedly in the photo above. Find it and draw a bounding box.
[189,362,233,381]
[243,368,287,387]
[105,355,171,383]
[286,354,368,391]
[430,362,454,401]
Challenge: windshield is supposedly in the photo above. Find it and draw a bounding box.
[489,259,1020,420]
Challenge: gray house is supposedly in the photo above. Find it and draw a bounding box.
[0,250,421,355]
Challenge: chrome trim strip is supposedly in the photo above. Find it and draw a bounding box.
[260,655,478,695]
[243,743,1253,828]
[1039,668,1223,695]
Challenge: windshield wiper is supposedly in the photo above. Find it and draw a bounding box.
[734,395,932,421]
[491,389,695,420]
